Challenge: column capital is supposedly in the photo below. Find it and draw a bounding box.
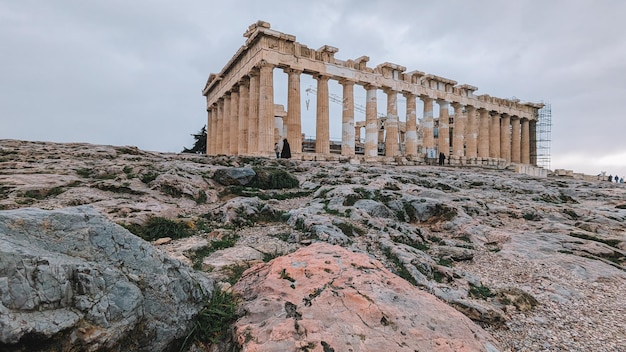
[510,114,520,120]
[338,78,356,86]
[419,95,433,103]
[383,87,398,95]
[283,67,303,75]
[402,91,416,99]
[314,73,331,81]
[489,111,500,117]
[451,102,463,109]
[465,105,476,112]
[477,107,488,113]
[256,60,274,69]
[239,76,250,86]
[363,83,380,90]
[247,68,260,78]
[501,112,510,118]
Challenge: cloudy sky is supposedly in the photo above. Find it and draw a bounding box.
[2,0,625,178]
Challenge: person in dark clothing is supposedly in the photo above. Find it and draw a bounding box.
[438,152,446,166]
[281,138,292,159]
[615,175,619,182]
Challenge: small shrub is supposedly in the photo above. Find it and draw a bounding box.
[522,212,541,221]
[250,167,299,189]
[140,171,159,184]
[469,283,495,299]
[195,191,207,204]
[122,217,192,242]
[181,287,239,349]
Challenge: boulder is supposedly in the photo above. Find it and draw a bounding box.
[213,167,256,186]
[0,206,213,352]
[231,243,501,352]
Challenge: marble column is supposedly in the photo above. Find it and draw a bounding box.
[489,112,501,159]
[285,68,302,156]
[222,94,231,154]
[500,113,511,162]
[510,116,521,163]
[210,106,218,155]
[315,74,330,154]
[420,96,435,157]
[521,118,530,164]
[238,78,249,154]
[258,62,275,156]
[452,102,465,158]
[365,85,378,157]
[216,99,224,154]
[385,89,399,157]
[437,100,450,157]
[477,108,490,158]
[248,69,260,154]
[465,105,477,159]
[530,120,537,165]
[206,107,213,155]
[340,79,355,156]
[404,93,418,157]
[230,88,239,155]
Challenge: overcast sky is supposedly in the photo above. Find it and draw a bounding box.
[2,0,625,178]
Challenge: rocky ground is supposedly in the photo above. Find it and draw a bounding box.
[1,139,625,352]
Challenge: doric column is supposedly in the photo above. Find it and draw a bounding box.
[285,68,302,156]
[530,120,537,165]
[521,118,530,164]
[437,100,450,157]
[451,102,465,157]
[248,69,260,154]
[230,88,239,155]
[315,74,330,154]
[500,113,511,162]
[238,78,249,154]
[365,85,378,157]
[340,79,355,156]
[258,62,275,156]
[465,105,477,158]
[222,93,231,154]
[404,93,418,157]
[477,108,489,158]
[385,89,399,157]
[489,112,501,158]
[210,105,218,155]
[205,107,215,155]
[511,116,521,163]
[216,99,224,154]
[420,96,435,155]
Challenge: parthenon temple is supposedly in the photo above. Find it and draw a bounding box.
[203,21,544,169]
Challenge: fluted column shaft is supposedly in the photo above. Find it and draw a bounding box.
[521,118,530,164]
[511,116,521,163]
[258,63,275,156]
[477,109,489,158]
[285,68,302,156]
[452,103,465,157]
[365,85,378,157]
[437,100,450,157]
[230,89,239,155]
[340,79,355,156]
[238,79,249,154]
[222,94,231,154]
[530,120,537,165]
[404,93,418,157]
[465,106,477,158]
[216,99,224,154]
[248,69,260,154]
[421,96,435,156]
[385,89,399,156]
[500,113,511,162]
[206,108,213,155]
[210,106,218,155]
[315,74,330,154]
[489,112,501,158]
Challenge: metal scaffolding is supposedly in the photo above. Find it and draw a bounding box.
[534,101,552,170]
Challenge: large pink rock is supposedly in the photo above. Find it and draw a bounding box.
[232,243,500,352]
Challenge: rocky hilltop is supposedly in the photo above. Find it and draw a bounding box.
[0,139,625,352]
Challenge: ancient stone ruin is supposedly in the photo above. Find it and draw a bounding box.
[203,21,544,169]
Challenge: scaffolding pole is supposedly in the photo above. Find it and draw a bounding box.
[534,101,552,170]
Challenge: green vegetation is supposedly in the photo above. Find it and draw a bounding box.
[522,212,541,221]
[140,171,159,184]
[334,221,366,237]
[92,183,144,195]
[190,235,239,270]
[249,167,299,189]
[468,283,495,299]
[381,247,417,286]
[122,217,193,242]
[181,287,238,350]
[19,187,65,199]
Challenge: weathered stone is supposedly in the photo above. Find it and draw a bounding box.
[213,167,256,186]
[232,243,501,351]
[0,206,213,351]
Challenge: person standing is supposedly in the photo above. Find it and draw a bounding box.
[438,152,446,166]
[274,140,283,159]
[281,138,292,159]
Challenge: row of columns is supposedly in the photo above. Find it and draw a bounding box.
[207,64,535,165]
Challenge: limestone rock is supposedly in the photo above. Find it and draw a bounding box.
[231,243,501,352]
[213,167,256,186]
[0,206,213,352]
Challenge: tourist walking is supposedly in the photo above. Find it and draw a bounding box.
[438,152,446,166]
[274,140,283,159]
